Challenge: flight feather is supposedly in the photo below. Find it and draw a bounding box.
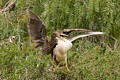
[27,10,47,47]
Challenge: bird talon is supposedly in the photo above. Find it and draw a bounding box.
[53,66,60,71]
[67,69,70,72]
[66,67,70,72]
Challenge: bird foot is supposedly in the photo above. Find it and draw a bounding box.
[53,66,61,71]
[66,67,70,72]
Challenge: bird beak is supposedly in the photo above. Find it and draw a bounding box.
[60,33,68,37]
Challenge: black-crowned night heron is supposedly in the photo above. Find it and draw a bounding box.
[27,10,104,71]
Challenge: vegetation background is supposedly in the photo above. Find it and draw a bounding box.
[0,0,120,80]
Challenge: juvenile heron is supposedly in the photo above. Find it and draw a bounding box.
[27,10,104,71]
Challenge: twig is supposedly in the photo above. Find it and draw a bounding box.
[0,0,16,13]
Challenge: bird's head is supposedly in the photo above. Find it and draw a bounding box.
[52,32,67,41]
[60,33,68,37]
[52,32,60,37]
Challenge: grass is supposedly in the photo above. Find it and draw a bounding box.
[0,0,120,79]
[0,39,120,80]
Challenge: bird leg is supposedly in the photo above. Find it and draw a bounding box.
[53,63,61,71]
[65,55,70,71]
[52,54,61,71]
[65,63,69,71]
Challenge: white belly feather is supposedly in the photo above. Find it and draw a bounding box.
[53,38,72,62]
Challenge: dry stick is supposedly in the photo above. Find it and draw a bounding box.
[3,12,9,37]
[107,35,118,50]
[0,0,16,27]
[17,37,21,50]
[108,34,117,50]
[100,42,113,51]
[0,0,16,13]
[105,34,118,50]
[16,13,21,50]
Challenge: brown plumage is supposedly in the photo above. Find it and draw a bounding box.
[27,10,104,71]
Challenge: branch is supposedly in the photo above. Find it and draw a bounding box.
[0,0,16,13]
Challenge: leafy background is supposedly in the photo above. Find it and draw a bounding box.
[0,0,120,80]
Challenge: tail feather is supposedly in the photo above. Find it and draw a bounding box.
[69,32,104,42]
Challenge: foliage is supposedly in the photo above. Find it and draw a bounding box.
[0,41,120,80]
[0,0,120,80]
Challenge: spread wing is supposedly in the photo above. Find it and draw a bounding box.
[68,32,104,42]
[62,29,104,42]
[27,10,47,48]
[62,29,92,35]
[27,10,57,55]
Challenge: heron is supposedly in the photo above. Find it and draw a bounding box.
[27,10,104,71]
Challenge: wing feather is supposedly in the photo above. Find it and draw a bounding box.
[27,10,47,47]
[63,29,92,35]
[69,32,104,42]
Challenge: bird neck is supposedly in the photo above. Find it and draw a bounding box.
[56,36,66,42]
